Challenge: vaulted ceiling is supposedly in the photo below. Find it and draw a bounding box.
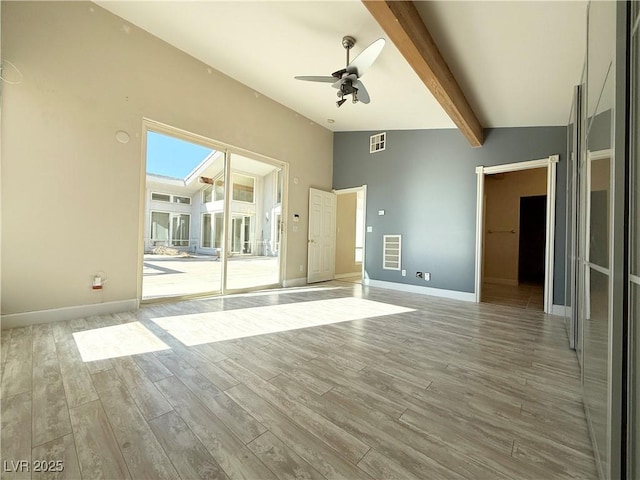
[97,1,587,137]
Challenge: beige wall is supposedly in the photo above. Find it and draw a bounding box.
[335,192,360,276]
[1,2,333,316]
[483,168,547,284]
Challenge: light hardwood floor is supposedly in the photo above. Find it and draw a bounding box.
[0,282,596,479]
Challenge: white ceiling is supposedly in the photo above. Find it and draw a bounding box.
[97,1,587,133]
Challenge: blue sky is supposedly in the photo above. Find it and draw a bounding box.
[146,131,214,178]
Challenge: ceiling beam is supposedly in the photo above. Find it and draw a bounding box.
[362,0,484,147]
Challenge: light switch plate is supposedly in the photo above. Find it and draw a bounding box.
[366,226,373,233]
[378,210,385,216]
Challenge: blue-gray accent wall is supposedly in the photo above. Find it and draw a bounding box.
[333,127,567,304]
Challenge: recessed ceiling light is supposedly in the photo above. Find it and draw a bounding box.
[327,119,335,124]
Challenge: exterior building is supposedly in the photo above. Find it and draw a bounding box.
[144,151,283,258]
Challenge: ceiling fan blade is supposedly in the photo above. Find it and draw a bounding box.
[347,38,385,77]
[353,80,370,104]
[294,76,336,83]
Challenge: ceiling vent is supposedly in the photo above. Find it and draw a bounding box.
[383,234,401,270]
[370,132,386,153]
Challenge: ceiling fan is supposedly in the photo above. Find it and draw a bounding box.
[295,36,385,108]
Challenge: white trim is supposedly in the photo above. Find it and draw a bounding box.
[551,304,567,317]
[1,299,139,330]
[335,272,362,279]
[474,166,484,302]
[482,157,551,175]
[475,155,559,314]
[283,277,307,288]
[483,277,518,286]
[544,155,559,313]
[364,279,475,302]
[333,186,365,195]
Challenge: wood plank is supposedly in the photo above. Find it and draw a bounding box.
[204,392,267,444]
[56,338,99,408]
[132,352,173,382]
[32,324,72,447]
[1,328,13,374]
[91,369,178,479]
[357,448,423,480]
[1,391,32,480]
[361,0,483,147]
[221,359,370,465]
[111,356,173,420]
[148,411,230,480]
[31,434,81,480]
[1,326,33,398]
[247,431,326,480]
[225,382,372,480]
[68,400,131,480]
[154,376,277,480]
[269,372,467,480]
[155,351,223,406]
[83,316,114,373]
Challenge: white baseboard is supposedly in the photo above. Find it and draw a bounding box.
[334,272,362,279]
[1,299,139,330]
[283,277,307,288]
[364,279,475,302]
[551,304,567,317]
[484,277,518,286]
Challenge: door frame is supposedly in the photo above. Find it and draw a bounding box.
[139,118,289,302]
[474,155,559,313]
[333,185,368,281]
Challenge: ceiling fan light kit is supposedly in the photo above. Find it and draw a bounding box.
[295,35,385,108]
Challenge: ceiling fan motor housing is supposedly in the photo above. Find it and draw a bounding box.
[342,36,356,51]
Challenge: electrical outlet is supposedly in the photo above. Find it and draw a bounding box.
[299,265,304,272]
[401,269,406,276]
[424,272,431,281]
[416,272,423,279]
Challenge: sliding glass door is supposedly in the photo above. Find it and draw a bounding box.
[142,122,286,300]
[225,152,284,291]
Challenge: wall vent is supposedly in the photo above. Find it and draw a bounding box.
[383,234,401,270]
[370,132,386,153]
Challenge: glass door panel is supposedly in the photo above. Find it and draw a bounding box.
[629,2,640,476]
[582,11,614,470]
[142,128,225,300]
[225,152,283,291]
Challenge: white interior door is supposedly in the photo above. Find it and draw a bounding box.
[307,188,336,283]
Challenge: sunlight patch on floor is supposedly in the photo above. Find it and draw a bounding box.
[151,297,414,346]
[73,322,170,362]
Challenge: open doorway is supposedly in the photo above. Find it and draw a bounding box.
[481,169,547,310]
[334,186,366,284]
[475,156,559,314]
[518,195,547,284]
